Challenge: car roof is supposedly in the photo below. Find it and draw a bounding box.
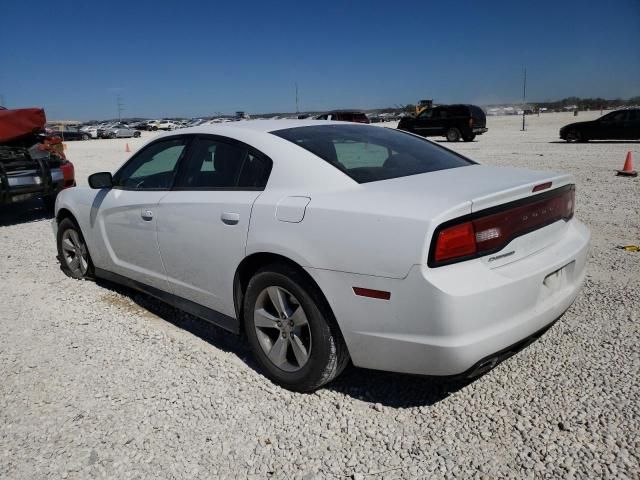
[174,119,349,135]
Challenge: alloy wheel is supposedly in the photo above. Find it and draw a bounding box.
[253,286,312,372]
[61,229,89,277]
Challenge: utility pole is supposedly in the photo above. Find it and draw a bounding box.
[295,83,299,114]
[521,68,527,131]
[116,94,125,121]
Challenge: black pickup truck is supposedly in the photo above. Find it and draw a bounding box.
[0,108,75,210]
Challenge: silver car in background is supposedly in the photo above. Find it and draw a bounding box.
[101,124,142,139]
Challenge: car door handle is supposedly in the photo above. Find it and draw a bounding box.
[221,212,240,225]
[141,209,154,221]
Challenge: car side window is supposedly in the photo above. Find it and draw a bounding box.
[114,137,187,190]
[603,111,627,123]
[175,137,271,189]
[418,109,433,119]
[237,152,272,188]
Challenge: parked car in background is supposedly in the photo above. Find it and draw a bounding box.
[1,108,75,210]
[316,111,370,124]
[398,104,488,142]
[103,125,142,139]
[54,120,589,391]
[560,108,640,142]
[81,125,99,138]
[157,120,180,131]
[47,125,91,141]
[145,120,161,131]
[129,121,151,131]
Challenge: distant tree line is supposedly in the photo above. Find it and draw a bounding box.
[533,96,640,111]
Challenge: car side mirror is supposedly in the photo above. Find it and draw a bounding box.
[88,172,113,189]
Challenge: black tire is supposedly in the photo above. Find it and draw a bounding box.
[446,127,461,142]
[566,129,587,142]
[82,134,90,140]
[152,126,158,131]
[56,218,93,280]
[462,133,476,142]
[133,131,141,138]
[244,264,349,392]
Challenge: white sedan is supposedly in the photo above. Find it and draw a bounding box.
[53,121,590,391]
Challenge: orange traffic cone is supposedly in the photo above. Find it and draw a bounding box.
[617,151,637,177]
[125,143,131,153]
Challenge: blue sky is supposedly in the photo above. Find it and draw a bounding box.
[1,0,638,120]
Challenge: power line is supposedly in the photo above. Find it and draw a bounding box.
[521,67,527,131]
[117,94,125,121]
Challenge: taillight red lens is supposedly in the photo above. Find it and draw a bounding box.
[430,186,575,267]
[469,118,474,128]
[60,161,75,188]
[434,221,477,262]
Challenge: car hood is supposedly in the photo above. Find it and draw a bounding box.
[560,120,595,130]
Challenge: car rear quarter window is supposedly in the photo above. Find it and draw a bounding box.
[272,124,473,183]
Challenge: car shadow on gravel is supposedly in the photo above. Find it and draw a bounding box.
[96,279,477,408]
[0,199,53,227]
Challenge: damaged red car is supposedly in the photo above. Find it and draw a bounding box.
[0,107,75,210]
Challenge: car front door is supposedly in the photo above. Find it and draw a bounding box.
[93,136,191,290]
[597,111,627,139]
[156,135,272,319]
[622,110,640,139]
[412,108,439,136]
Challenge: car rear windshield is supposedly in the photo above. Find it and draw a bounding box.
[272,124,474,183]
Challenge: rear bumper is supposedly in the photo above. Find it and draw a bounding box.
[307,219,591,376]
[473,127,488,134]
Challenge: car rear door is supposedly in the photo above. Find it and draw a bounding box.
[93,136,191,291]
[156,135,272,319]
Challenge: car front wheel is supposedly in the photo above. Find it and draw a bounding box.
[566,129,587,142]
[244,264,349,392]
[57,218,93,279]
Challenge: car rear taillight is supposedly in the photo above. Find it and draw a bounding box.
[469,118,474,128]
[434,222,476,263]
[60,161,75,188]
[430,185,575,267]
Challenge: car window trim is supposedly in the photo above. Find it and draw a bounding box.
[171,134,273,192]
[111,134,196,191]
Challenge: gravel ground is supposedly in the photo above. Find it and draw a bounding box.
[1,112,638,479]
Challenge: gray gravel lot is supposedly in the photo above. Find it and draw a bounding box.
[1,112,638,479]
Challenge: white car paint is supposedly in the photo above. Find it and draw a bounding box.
[54,120,590,376]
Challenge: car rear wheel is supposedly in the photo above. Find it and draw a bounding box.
[57,218,93,280]
[82,134,90,140]
[463,133,476,142]
[133,131,141,138]
[446,127,461,142]
[244,264,349,392]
